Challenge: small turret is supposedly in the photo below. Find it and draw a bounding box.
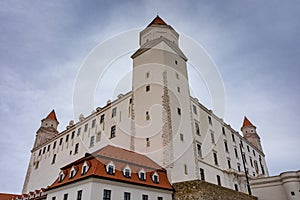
[33,110,59,148]
[241,116,263,152]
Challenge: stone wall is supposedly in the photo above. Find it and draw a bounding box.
[173,180,258,200]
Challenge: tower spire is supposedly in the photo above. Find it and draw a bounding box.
[241,116,263,152]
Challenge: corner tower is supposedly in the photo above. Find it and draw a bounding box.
[241,116,263,152]
[33,110,59,148]
[131,16,196,183]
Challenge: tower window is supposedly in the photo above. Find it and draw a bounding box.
[38,149,42,156]
[237,163,241,172]
[175,60,178,65]
[110,125,116,138]
[146,85,150,92]
[177,108,181,115]
[43,147,46,154]
[47,145,50,152]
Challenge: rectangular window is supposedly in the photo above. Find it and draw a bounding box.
[96,131,101,142]
[63,194,68,200]
[208,116,212,125]
[52,197,56,200]
[39,149,42,156]
[71,131,75,139]
[59,138,63,146]
[158,197,163,200]
[234,148,239,158]
[195,122,200,135]
[200,168,205,180]
[176,72,179,79]
[146,72,150,78]
[146,85,150,92]
[110,125,116,138]
[103,189,111,200]
[197,143,202,158]
[90,136,95,147]
[222,127,226,135]
[100,114,105,123]
[35,161,39,169]
[66,134,69,142]
[142,194,148,200]
[51,154,56,164]
[53,141,56,149]
[227,159,231,168]
[184,164,188,175]
[124,192,131,200]
[77,127,81,136]
[234,184,239,191]
[43,147,46,154]
[92,119,96,128]
[177,107,181,115]
[217,175,221,186]
[84,124,88,132]
[177,86,180,93]
[237,163,241,172]
[192,105,197,114]
[180,133,184,141]
[210,131,215,144]
[232,133,235,142]
[77,190,82,200]
[247,145,250,152]
[47,145,50,152]
[213,152,218,165]
[146,138,150,147]
[224,141,229,152]
[74,143,79,154]
[253,150,256,156]
[112,108,117,118]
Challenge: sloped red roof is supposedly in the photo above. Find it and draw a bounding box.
[45,109,59,123]
[0,193,21,200]
[242,116,255,128]
[48,145,172,191]
[147,15,168,27]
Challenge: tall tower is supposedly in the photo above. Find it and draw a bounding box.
[130,16,197,183]
[241,116,263,152]
[33,110,59,148]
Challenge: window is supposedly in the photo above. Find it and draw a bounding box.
[237,163,241,172]
[216,175,221,186]
[63,194,68,200]
[210,131,215,144]
[184,164,188,175]
[123,167,131,178]
[200,168,205,180]
[82,162,89,175]
[253,150,256,156]
[70,167,76,178]
[234,148,239,158]
[65,135,69,142]
[112,108,117,117]
[177,107,181,115]
[77,190,82,200]
[195,122,200,135]
[152,172,159,183]
[175,60,178,65]
[124,192,131,200]
[177,86,180,93]
[146,111,150,120]
[142,194,148,200]
[59,171,65,182]
[208,116,212,125]
[53,141,57,149]
[74,143,79,154]
[146,138,150,147]
[227,159,231,169]
[71,131,75,139]
[234,184,239,191]
[77,127,81,136]
[96,131,101,142]
[39,149,42,156]
[146,72,150,78]
[158,197,163,200]
[224,141,229,152]
[92,119,96,128]
[100,114,105,124]
[59,138,63,145]
[103,189,111,200]
[247,145,250,152]
[242,153,247,163]
[291,192,295,196]
[146,85,150,92]
[52,197,56,200]
[180,133,184,141]
[222,127,226,135]
[47,145,50,152]
[192,105,197,114]
[250,157,253,167]
[232,133,236,142]
[107,163,115,175]
[254,160,259,173]
[176,72,179,79]
[110,125,116,138]
[140,172,146,181]
[84,124,88,132]
[197,143,202,158]
[129,98,133,104]
[51,154,56,164]
[213,152,218,165]
[43,147,46,154]
[35,161,39,169]
[90,136,95,147]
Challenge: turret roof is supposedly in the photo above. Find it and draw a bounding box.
[147,15,168,27]
[242,116,255,128]
[45,110,59,123]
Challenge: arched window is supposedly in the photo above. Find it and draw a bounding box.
[123,165,131,178]
[139,168,146,181]
[82,161,90,175]
[70,166,77,178]
[152,172,159,183]
[58,171,65,182]
[106,161,115,175]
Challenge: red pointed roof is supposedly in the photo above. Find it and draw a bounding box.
[242,116,255,128]
[147,15,168,27]
[45,109,58,122]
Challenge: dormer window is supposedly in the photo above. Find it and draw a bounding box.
[82,161,90,175]
[70,166,77,178]
[58,171,65,182]
[152,172,159,183]
[139,168,146,181]
[106,161,115,175]
[123,165,131,178]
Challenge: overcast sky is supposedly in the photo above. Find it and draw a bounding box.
[0,0,299,194]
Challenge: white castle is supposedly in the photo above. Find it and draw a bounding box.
[22,16,269,197]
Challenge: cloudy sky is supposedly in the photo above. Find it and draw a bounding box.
[0,0,299,193]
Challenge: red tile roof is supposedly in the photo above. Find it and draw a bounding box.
[45,109,59,123]
[147,15,168,27]
[0,193,20,200]
[242,116,255,128]
[48,145,172,191]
